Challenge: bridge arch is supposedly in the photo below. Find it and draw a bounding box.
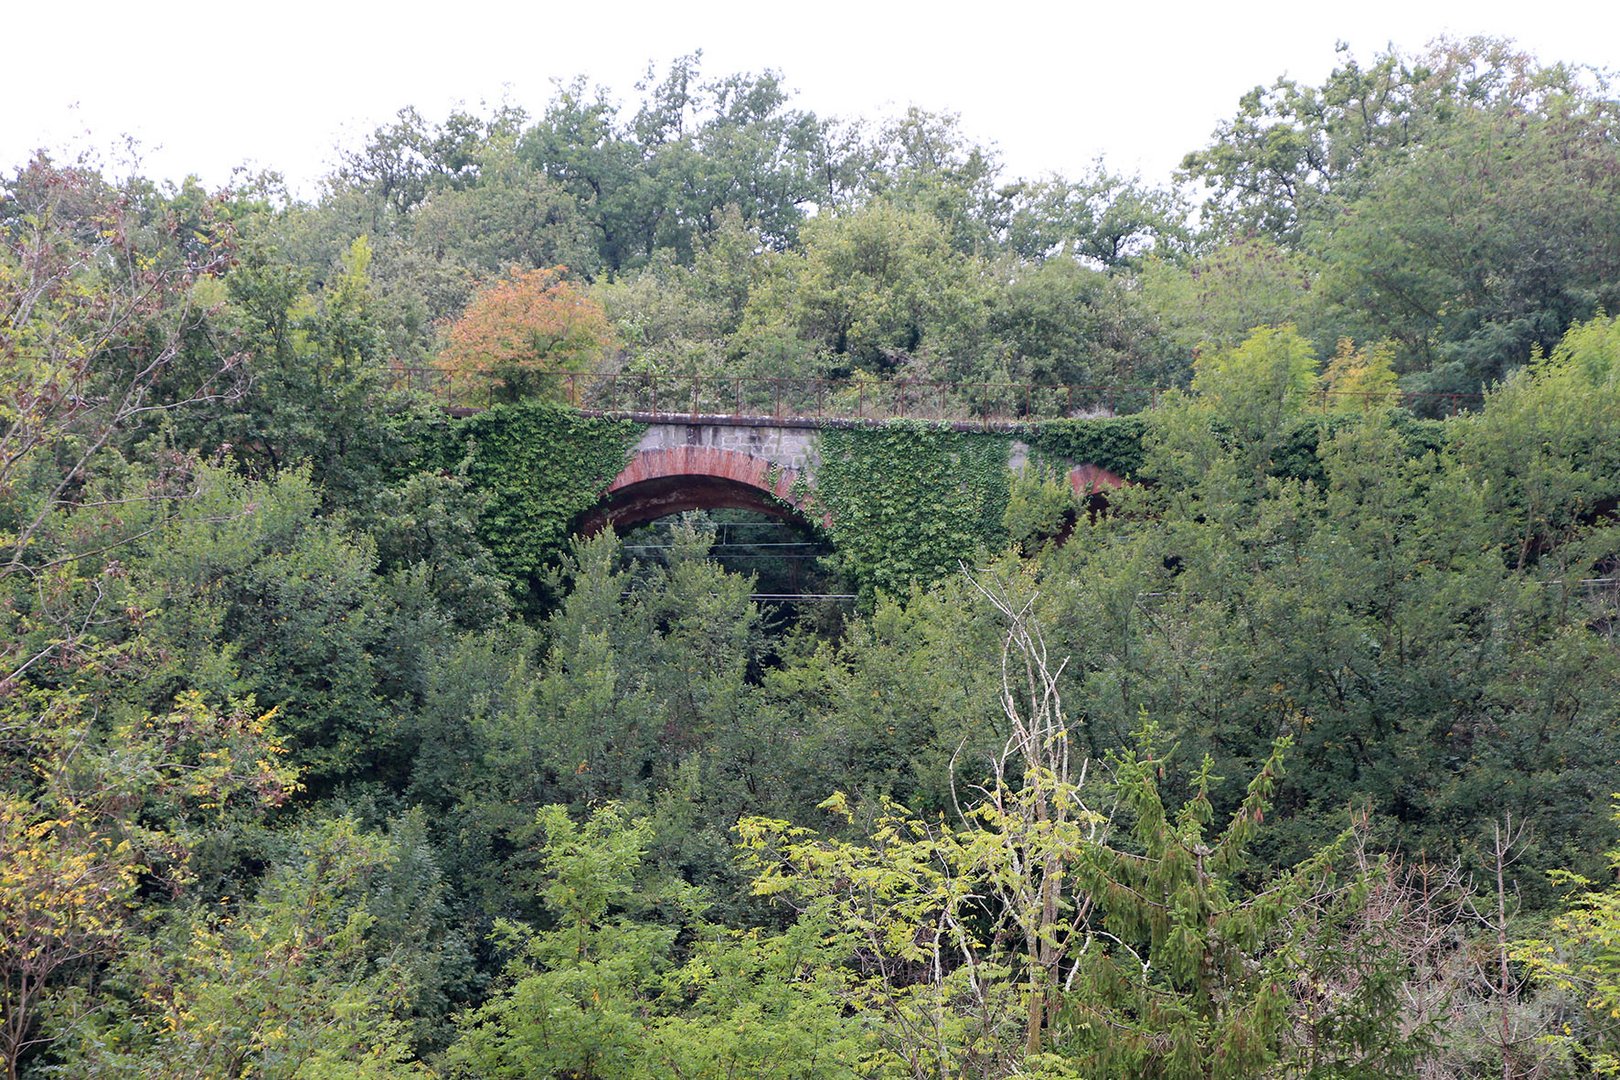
[576,445,823,535]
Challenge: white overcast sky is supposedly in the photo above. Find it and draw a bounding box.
[3,1,1616,198]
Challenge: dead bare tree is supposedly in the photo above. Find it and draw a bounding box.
[960,564,1104,1057]
[1459,814,1562,1080]
[1326,816,1565,1080]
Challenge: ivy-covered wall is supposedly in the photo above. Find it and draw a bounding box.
[405,401,645,591]
[814,422,1012,597]
[1021,416,1150,479]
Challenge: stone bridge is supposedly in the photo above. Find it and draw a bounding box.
[576,420,1125,535]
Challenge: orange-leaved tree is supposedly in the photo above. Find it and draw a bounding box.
[436,266,615,404]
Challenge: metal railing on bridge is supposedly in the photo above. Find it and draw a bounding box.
[385,367,1482,425]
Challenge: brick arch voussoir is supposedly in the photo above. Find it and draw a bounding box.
[583,446,825,534]
[1068,463,1126,497]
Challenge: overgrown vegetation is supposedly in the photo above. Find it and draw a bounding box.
[3,39,1619,1078]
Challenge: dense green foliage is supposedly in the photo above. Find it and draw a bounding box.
[815,423,1011,596]
[410,402,644,603]
[1023,415,1150,479]
[3,38,1620,1079]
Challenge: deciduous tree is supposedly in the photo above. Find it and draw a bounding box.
[437,266,614,402]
